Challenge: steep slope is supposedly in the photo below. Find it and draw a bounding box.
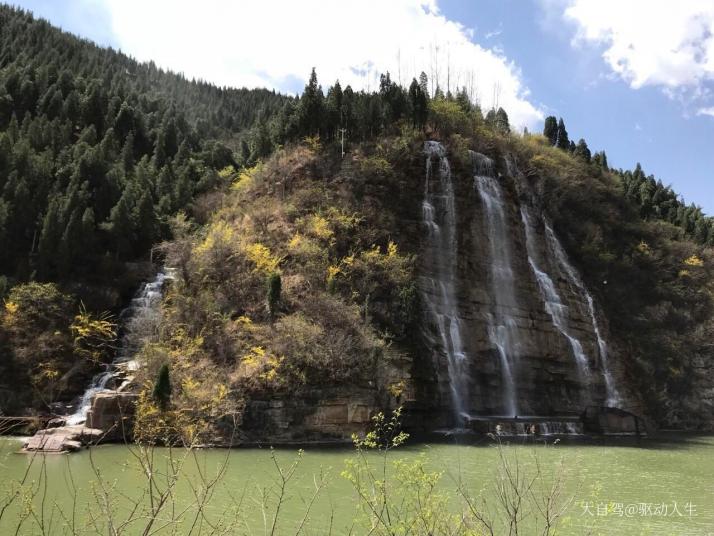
[131,140,423,443]
[125,128,713,444]
[0,6,292,412]
[1,6,712,435]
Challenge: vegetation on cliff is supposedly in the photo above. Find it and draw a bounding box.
[0,5,712,432]
[133,139,419,444]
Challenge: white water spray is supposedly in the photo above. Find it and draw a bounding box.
[66,269,175,425]
[521,207,590,377]
[543,221,622,406]
[421,141,470,425]
[472,151,520,416]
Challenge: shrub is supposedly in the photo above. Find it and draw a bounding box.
[153,364,172,411]
[266,272,281,319]
[428,99,473,137]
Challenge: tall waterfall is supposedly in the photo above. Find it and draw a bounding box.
[421,141,469,425]
[472,151,519,416]
[521,207,590,377]
[543,221,622,406]
[66,269,175,425]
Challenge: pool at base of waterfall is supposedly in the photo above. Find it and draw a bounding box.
[1,434,712,535]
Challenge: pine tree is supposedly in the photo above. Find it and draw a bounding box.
[80,207,96,254]
[267,272,281,320]
[153,364,171,411]
[122,131,135,172]
[250,120,272,161]
[574,139,591,163]
[341,85,355,131]
[58,207,83,275]
[38,197,63,277]
[485,108,497,127]
[162,116,179,159]
[298,68,325,137]
[556,117,569,150]
[240,138,251,166]
[107,188,135,259]
[495,107,510,134]
[408,78,428,130]
[543,116,558,145]
[326,80,343,138]
[0,133,11,177]
[418,72,429,97]
[7,114,19,144]
[133,189,158,252]
[153,128,168,169]
[114,102,136,140]
[455,86,471,113]
[156,165,175,211]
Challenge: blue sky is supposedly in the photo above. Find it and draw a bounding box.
[12,0,714,214]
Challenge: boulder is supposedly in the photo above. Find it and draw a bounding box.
[85,391,137,441]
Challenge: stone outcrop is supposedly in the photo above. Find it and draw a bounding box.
[21,390,136,452]
[228,146,646,440]
[241,384,401,444]
[23,425,104,453]
[409,146,642,428]
[85,391,136,441]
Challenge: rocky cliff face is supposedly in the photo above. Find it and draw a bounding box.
[408,142,641,428]
[47,140,654,446]
[235,141,645,441]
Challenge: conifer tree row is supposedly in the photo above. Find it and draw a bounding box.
[0,5,289,281]
[0,5,505,286]
[541,114,714,245]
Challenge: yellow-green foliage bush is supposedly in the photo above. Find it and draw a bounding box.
[70,306,117,364]
[133,324,243,446]
[1,283,76,405]
[0,282,119,410]
[358,155,394,179]
[428,99,474,137]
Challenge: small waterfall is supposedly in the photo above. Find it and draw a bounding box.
[66,269,175,425]
[543,221,622,406]
[521,207,590,377]
[421,141,469,425]
[472,151,519,416]
[492,420,583,436]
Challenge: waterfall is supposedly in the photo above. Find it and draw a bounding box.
[521,207,590,377]
[66,268,175,425]
[471,151,519,416]
[543,221,622,406]
[421,141,469,425]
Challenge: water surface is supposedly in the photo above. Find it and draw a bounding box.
[1,434,712,535]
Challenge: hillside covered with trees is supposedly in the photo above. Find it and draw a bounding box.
[0,5,712,435]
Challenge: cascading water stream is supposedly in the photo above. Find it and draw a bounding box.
[471,151,519,416]
[65,268,175,425]
[521,207,590,377]
[543,221,622,406]
[421,141,469,426]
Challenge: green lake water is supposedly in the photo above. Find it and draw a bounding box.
[1,434,713,535]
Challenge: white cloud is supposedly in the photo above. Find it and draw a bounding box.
[562,0,714,93]
[102,0,543,129]
[697,106,714,117]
